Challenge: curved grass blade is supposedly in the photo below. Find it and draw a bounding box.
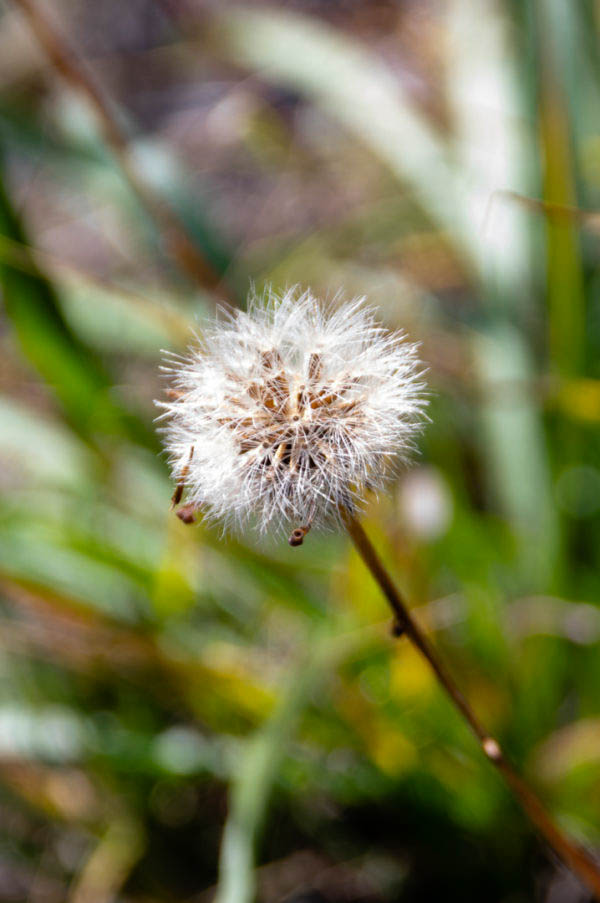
[0,164,156,448]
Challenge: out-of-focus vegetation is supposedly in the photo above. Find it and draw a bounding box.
[1,1,600,900]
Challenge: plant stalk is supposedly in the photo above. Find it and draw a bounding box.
[11,0,233,302]
[341,508,600,898]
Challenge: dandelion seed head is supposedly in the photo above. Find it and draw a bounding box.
[157,287,428,535]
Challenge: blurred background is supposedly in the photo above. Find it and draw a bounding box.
[1,0,600,900]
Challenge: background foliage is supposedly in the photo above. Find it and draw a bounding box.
[1,1,600,901]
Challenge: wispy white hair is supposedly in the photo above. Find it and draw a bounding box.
[157,287,427,535]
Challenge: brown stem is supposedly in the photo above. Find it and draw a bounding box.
[11,0,233,302]
[341,509,600,898]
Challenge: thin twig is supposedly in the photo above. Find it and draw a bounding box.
[341,509,600,899]
[11,0,234,303]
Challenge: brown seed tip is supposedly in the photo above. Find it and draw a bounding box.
[176,503,198,525]
[288,523,312,547]
[289,528,306,547]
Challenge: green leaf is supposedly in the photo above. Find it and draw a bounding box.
[0,162,156,448]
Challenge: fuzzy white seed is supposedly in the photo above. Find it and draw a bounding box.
[156,287,428,535]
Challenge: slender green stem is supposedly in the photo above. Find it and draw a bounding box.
[341,509,600,899]
[216,632,331,903]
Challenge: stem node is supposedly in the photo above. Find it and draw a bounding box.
[391,619,406,638]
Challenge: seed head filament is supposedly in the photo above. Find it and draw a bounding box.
[158,288,427,534]
[217,348,365,496]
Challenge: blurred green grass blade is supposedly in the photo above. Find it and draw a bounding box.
[0,231,194,349]
[132,141,238,289]
[54,92,239,297]
[0,526,147,621]
[0,167,106,428]
[215,631,332,903]
[534,0,585,379]
[445,0,534,310]
[57,281,188,354]
[0,165,156,447]
[538,0,600,155]
[472,324,558,583]
[0,100,107,167]
[2,95,237,301]
[445,1,558,578]
[69,818,145,903]
[0,395,93,487]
